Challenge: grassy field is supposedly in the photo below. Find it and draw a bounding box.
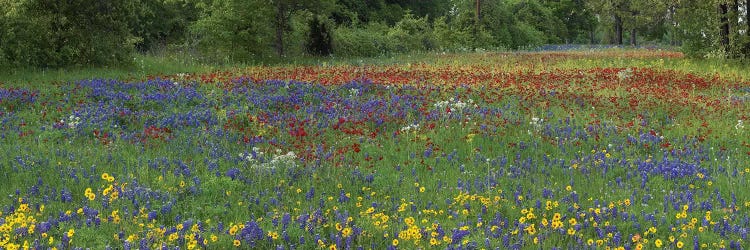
[1,49,749,249]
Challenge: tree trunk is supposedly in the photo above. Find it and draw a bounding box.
[747,0,750,38]
[274,1,286,57]
[719,3,730,51]
[614,14,623,45]
[476,0,481,21]
[630,28,637,46]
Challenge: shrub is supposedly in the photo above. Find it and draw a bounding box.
[387,13,435,53]
[190,0,274,63]
[333,23,393,57]
[0,0,135,68]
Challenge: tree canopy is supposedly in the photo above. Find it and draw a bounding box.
[2,0,749,67]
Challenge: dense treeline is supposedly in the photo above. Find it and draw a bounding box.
[1,0,749,68]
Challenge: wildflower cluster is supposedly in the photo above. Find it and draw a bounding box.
[0,51,748,249]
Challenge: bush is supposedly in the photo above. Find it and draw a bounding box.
[191,0,274,63]
[1,0,135,68]
[333,23,393,57]
[387,13,435,53]
[509,22,546,49]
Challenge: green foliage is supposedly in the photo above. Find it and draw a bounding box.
[509,22,547,49]
[512,1,565,44]
[306,16,334,56]
[477,1,514,48]
[387,13,436,52]
[546,0,596,43]
[332,23,393,57]
[127,0,201,53]
[434,2,497,51]
[1,0,135,67]
[432,16,464,51]
[674,0,720,58]
[5,0,749,67]
[191,0,274,63]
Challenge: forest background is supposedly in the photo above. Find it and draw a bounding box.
[1,0,749,69]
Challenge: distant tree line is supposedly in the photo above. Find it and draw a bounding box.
[1,0,749,68]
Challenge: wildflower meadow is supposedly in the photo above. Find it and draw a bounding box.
[1,50,749,249]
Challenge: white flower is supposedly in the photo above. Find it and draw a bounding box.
[617,68,633,81]
[349,88,360,97]
[400,123,420,132]
[529,117,543,133]
[66,115,81,129]
[736,120,744,131]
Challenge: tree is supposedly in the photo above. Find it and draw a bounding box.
[544,0,597,44]
[673,0,721,57]
[513,0,567,44]
[1,0,135,67]
[192,0,274,62]
[127,0,201,53]
[719,2,730,50]
[306,16,333,56]
[271,0,335,57]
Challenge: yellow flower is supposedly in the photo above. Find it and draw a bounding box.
[233,239,241,247]
[101,173,110,180]
[430,237,440,246]
[210,234,218,242]
[568,218,577,226]
[392,239,399,246]
[328,244,337,250]
[655,239,663,248]
[67,229,75,238]
[466,133,476,143]
[443,235,452,243]
[404,217,415,226]
[267,231,279,240]
[524,224,536,235]
[419,187,425,193]
[676,241,684,248]
[566,185,572,192]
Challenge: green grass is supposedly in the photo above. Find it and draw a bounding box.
[1,49,748,249]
